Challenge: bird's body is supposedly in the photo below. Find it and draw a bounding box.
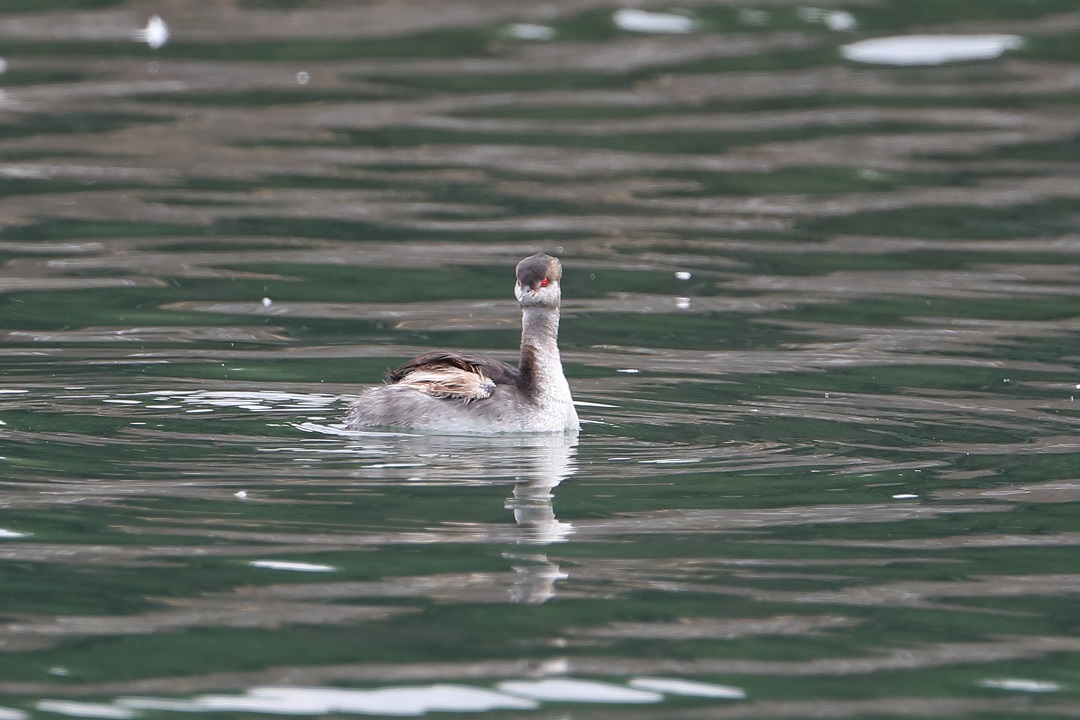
[346,253,579,434]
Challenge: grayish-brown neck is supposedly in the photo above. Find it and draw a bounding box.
[518,305,563,399]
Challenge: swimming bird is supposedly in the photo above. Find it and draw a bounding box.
[347,253,579,433]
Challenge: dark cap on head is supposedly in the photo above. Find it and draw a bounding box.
[515,252,561,290]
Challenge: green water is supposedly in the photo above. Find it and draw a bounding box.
[1,1,1080,718]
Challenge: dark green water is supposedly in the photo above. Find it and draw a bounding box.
[2,1,1080,718]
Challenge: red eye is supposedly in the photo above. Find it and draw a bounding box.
[540,278,549,287]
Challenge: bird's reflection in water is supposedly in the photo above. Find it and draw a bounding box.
[503,434,578,542]
[347,430,579,604]
[502,434,577,603]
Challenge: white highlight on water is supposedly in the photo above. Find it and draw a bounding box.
[824,11,857,31]
[842,34,1023,66]
[980,678,1060,693]
[498,678,663,703]
[613,9,695,34]
[630,677,746,699]
[507,23,555,41]
[133,16,169,49]
[120,685,538,715]
[249,560,336,573]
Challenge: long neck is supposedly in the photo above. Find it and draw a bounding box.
[518,306,564,398]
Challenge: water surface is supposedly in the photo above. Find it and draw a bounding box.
[2,1,1080,718]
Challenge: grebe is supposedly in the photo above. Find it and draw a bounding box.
[347,253,579,434]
